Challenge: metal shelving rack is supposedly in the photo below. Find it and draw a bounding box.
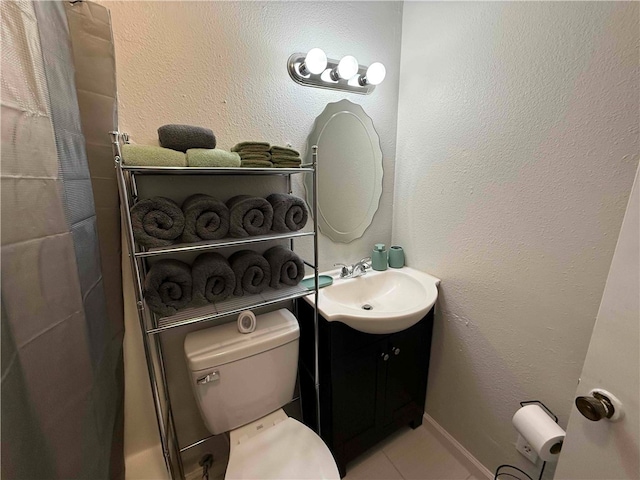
[110,132,321,479]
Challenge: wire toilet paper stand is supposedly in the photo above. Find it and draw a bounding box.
[494,400,559,480]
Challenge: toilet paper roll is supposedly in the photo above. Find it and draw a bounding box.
[237,310,256,334]
[512,405,565,462]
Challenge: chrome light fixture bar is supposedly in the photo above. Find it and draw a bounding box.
[288,51,384,95]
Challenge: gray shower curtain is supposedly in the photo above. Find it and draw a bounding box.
[1,1,124,478]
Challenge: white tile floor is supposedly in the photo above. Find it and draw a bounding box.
[344,424,477,480]
[129,423,482,480]
[125,445,170,480]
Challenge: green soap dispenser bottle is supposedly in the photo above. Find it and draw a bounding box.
[372,243,388,271]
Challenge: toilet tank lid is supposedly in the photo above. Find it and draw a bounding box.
[184,309,299,372]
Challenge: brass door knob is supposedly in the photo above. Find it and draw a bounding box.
[575,392,615,421]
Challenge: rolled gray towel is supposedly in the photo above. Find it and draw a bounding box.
[130,197,185,248]
[181,194,230,243]
[144,259,192,316]
[158,124,216,152]
[264,246,305,289]
[266,193,308,232]
[191,253,235,305]
[227,195,274,237]
[228,250,271,296]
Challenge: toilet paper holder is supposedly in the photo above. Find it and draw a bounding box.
[518,400,558,422]
[494,400,559,480]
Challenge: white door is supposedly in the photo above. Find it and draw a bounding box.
[554,165,639,479]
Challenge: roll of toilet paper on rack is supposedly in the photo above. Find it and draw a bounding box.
[512,405,565,461]
[237,310,256,334]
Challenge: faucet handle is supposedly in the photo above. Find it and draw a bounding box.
[358,257,372,269]
[334,263,351,278]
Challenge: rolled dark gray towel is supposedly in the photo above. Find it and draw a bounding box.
[130,197,185,248]
[191,253,235,305]
[181,194,230,243]
[227,195,274,237]
[158,124,216,152]
[228,250,271,296]
[144,259,192,316]
[264,246,305,289]
[266,193,308,232]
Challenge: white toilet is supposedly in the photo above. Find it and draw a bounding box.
[184,308,340,480]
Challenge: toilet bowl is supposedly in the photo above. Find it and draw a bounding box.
[225,409,339,480]
[184,309,339,480]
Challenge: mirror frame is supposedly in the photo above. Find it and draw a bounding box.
[304,99,384,243]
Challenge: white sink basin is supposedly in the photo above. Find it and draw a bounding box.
[303,267,440,334]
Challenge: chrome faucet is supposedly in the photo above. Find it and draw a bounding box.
[351,257,371,277]
[334,258,371,279]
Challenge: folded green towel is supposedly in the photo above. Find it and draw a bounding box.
[238,146,271,153]
[231,141,270,152]
[273,163,300,168]
[122,144,187,167]
[240,152,272,161]
[271,155,301,164]
[186,148,241,167]
[241,160,273,168]
[270,146,300,157]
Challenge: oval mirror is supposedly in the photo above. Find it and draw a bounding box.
[305,100,383,243]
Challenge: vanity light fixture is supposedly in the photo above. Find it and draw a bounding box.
[287,50,385,95]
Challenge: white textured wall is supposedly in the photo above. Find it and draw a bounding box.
[103,0,403,469]
[394,1,639,475]
[107,0,401,271]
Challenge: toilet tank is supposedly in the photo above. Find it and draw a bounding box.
[184,309,300,435]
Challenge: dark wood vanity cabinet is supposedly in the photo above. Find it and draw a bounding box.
[296,300,434,477]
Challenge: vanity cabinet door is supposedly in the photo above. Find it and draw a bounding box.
[331,341,386,446]
[295,299,435,476]
[382,313,433,426]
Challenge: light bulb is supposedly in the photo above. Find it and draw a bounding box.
[300,48,327,75]
[336,55,359,80]
[359,62,386,86]
[365,62,386,85]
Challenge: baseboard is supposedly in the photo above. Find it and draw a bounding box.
[423,413,493,480]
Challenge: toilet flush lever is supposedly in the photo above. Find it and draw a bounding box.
[197,371,220,385]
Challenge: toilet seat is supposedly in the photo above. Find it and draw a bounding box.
[225,416,340,480]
